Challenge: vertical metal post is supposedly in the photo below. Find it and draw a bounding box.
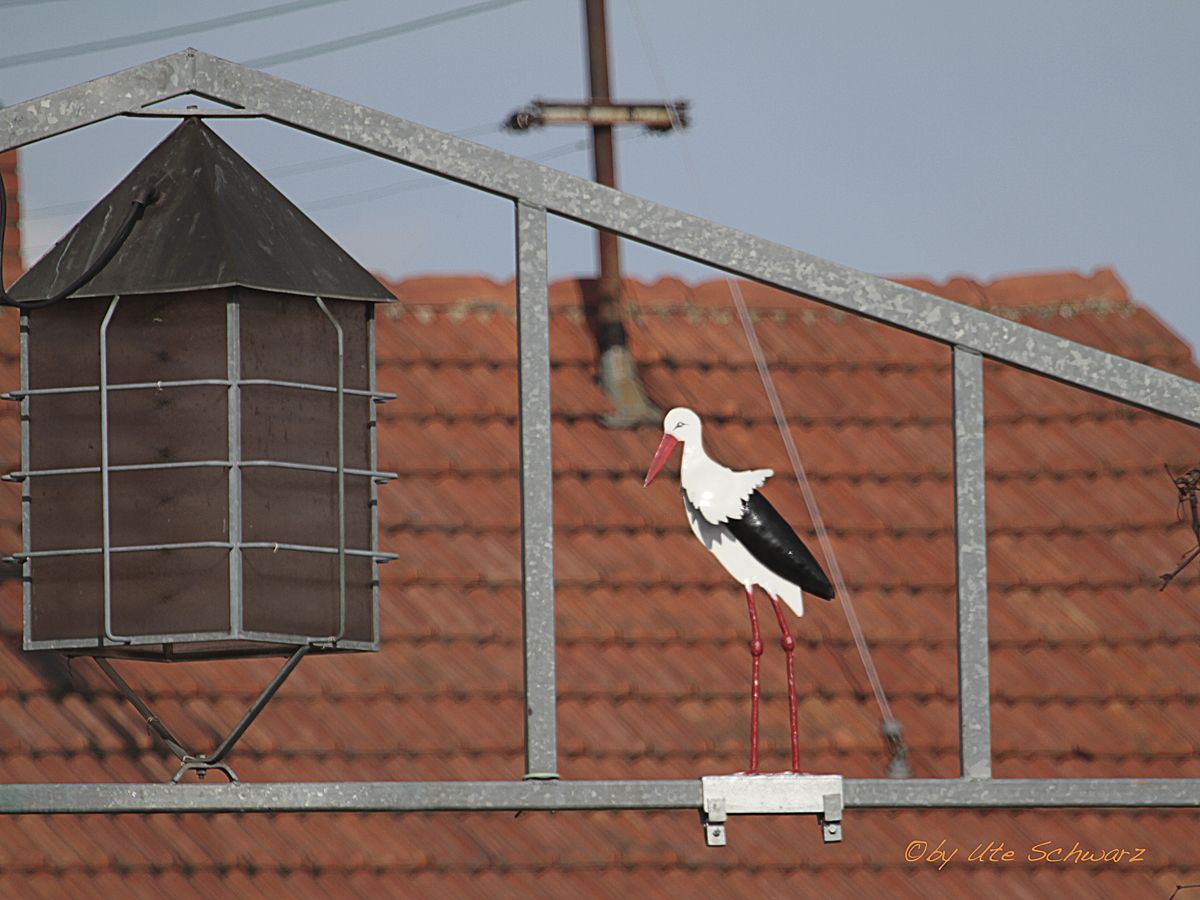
[515,200,558,779]
[367,305,381,647]
[99,295,131,645]
[226,290,243,637]
[315,297,346,645]
[953,346,991,778]
[19,311,32,649]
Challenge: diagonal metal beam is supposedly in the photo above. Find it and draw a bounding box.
[0,50,199,148]
[4,49,1200,425]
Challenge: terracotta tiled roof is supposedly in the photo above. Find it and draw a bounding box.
[2,267,1199,897]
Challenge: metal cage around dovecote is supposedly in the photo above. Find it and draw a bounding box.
[8,119,395,660]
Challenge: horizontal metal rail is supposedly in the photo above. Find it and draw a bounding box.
[31,629,246,652]
[10,541,395,561]
[240,378,394,400]
[0,779,1197,815]
[3,377,394,401]
[6,459,396,482]
[846,778,1200,808]
[5,379,229,398]
[28,627,379,654]
[123,108,260,118]
[239,460,394,480]
[6,460,232,480]
[16,540,236,558]
[240,541,394,559]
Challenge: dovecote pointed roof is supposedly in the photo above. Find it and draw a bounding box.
[10,118,393,303]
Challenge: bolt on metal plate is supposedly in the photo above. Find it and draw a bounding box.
[700,774,844,846]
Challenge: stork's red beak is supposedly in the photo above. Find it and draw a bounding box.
[643,434,680,487]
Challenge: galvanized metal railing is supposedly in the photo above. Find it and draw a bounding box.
[2,49,1199,817]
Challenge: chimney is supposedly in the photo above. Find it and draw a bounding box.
[1,150,21,288]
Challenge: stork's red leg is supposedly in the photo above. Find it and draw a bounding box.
[767,594,800,772]
[744,585,763,774]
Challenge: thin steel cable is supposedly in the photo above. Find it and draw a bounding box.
[23,122,503,222]
[302,133,642,213]
[243,0,530,68]
[20,132,603,253]
[624,0,900,731]
[0,0,348,70]
[727,280,895,724]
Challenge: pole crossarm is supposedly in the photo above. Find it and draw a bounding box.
[506,100,689,132]
[3,49,1199,424]
[0,779,1198,815]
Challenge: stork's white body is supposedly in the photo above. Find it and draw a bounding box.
[678,441,807,617]
[643,407,833,773]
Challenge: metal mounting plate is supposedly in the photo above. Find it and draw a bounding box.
[700,774,844,846]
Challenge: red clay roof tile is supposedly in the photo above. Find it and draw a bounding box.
[3,270,1200,893]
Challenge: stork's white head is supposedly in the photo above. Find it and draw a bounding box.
[643,406,702,487]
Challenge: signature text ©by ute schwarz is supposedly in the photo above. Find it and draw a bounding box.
[905,838,1147,871]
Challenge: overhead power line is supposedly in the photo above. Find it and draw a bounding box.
[20,133,572,251]
[303,135,605,213]
[261,122,501,178]
[260,152,368,180]
[24,133,634,240]
[22,125,625,261]
[23,199,92,222]
[243,0,529,68]
[0,0,347,70]
[23,120,503,221]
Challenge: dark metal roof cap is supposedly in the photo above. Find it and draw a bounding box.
[11,118,394,303]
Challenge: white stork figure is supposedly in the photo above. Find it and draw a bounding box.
[643,407,834,773]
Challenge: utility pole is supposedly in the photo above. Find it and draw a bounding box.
[507,0,689,427]
[584,0,628,383]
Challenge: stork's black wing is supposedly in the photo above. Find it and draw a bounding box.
[725,491,835,600]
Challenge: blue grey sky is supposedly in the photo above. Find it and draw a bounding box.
[4,1,1199,352]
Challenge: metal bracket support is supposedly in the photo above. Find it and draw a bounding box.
[95,644,310,782]
[699,773,844,847]
[820,790,844,842]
